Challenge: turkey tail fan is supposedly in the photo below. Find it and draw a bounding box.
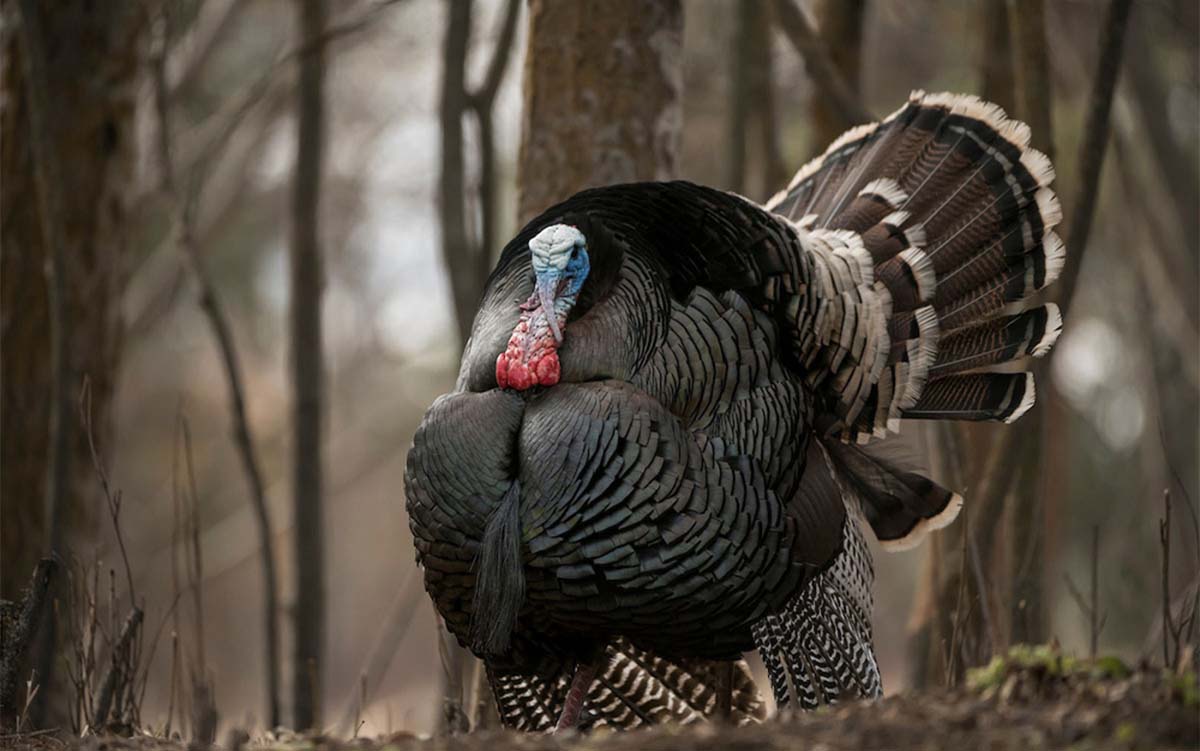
[489,639,764,731]
[769,91,1063,445]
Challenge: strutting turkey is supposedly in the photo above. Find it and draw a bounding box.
[404,91,1064,730]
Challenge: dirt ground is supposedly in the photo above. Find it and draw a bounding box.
[7,651,1198,751]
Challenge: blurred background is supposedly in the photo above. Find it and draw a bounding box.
[2,0,1196,740]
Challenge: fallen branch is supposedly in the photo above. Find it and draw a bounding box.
[91,606,143,729]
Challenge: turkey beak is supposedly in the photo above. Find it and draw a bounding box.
[535,273,563,344]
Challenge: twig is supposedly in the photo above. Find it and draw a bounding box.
[1089,525,1101,658]
[164,631,178,738]
[335,568,422,734]
[773,0,873,128]
[1158,422,1200,564]
[966,524,996,655]
[0,560,56,726]
[1056,0,1135,315]
[1161,489,1174,666]
[91,607,143,729]
[152,10,282,726]
[80,379,136,604]
[134,591,184,726]
[946,507,970,686]
[180,419,206,674]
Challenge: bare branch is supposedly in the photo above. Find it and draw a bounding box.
[152,9,282,726]
[91,607,143,730]
[80,378,135,605]
[1162,489,1174,666]
[774,0,872,130]
[1057,0,1135,316]
[335,569,423,735]
[467,0,522,281]
[470,0,521,109]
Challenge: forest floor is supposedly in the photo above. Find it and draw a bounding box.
[8,648,1198,751]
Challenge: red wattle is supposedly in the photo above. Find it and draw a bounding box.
[535,351,560,386]
[495,353,509,388]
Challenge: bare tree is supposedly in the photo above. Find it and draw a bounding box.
[439,0,523,347]
[2,0,146,725]
[516,0,684,225]
[980,0,1016,114]
[908,0,1136,683]
[728,0,787,200]
[291,0,328,732]
[151,10,282,727]
[776,0,868,156]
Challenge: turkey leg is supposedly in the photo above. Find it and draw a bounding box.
[553,659,598,732]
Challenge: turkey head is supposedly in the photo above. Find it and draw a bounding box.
[494,223,589,389]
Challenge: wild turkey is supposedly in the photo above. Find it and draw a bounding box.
[404,91,1063,730]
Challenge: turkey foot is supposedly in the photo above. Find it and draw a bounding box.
[554,659,598,732]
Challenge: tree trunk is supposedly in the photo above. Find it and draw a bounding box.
[1,0,145,725]
[728,0,786,201]
[980,0,1016,115]
[290,0,328,732]
[516,0,684,226]
[807,0,865,155]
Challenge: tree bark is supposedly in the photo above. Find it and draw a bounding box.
[1,0,145,725]
[516,0,684,226]
[290,0,328,732]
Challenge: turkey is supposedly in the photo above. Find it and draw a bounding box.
[404,91,1063,731]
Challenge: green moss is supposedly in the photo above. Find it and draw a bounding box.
[1114,722,1137,742]
[1089,655,1130,680]
[967,645,1135,692]
[1172,671,1199,707]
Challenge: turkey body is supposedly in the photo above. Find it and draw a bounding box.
[407,183,841,669]
[405,91,1064,729]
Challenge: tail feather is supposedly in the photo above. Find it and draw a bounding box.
[905,371,1036,424]
[931,303,1061,377]
[751,504,880,709]
[489,639,764,731]
[768,91,1063,445]
[764,90,1063,555]
[821,435,962,551]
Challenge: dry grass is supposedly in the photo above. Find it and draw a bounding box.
[6,654,1196,751]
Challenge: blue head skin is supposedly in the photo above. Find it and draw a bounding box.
[528,224,590,343]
